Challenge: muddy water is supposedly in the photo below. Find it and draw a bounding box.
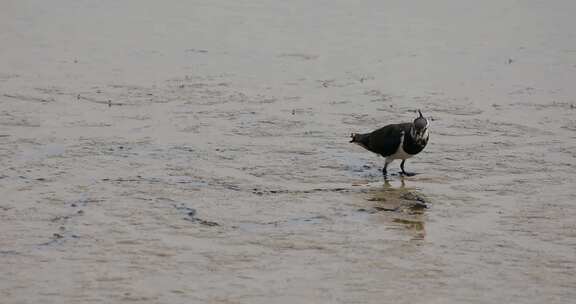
[1,0,576,303]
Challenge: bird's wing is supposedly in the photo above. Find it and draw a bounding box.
[368,124,407,156]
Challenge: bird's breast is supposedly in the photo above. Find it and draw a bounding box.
[401,131,428,156]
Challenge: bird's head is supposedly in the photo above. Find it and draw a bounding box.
[411,110,429,144]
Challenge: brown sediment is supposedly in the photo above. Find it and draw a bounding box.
[1,1,576,303]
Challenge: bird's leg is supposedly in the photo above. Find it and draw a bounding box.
[400,160,415,176]
[383,159,392,179]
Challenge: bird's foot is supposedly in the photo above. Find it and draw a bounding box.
[400,171,417,177]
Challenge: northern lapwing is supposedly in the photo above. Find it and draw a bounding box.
[350,110,430,178]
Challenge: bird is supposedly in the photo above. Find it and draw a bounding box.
[350,110,430,178]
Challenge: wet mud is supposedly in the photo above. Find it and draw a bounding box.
[1,0,576,303]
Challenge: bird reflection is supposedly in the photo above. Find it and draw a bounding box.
[382,178,405,189]
[367,178,427,240]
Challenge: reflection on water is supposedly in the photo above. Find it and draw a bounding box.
[392,218,426,240]
[366,178,428,240]
[383,178,407,191]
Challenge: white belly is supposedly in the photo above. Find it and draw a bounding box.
[386,131,414,161]
[388,144,414,160]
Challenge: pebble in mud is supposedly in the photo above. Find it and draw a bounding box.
[188,218,220,227]
[172,204,219,227]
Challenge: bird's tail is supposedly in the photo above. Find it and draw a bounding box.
[350,133,360,143]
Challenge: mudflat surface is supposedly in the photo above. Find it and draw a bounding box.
[1,1,575,303]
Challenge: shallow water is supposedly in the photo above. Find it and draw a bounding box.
[1,0,576,303]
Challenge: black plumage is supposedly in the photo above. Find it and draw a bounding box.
[350,110,430,178]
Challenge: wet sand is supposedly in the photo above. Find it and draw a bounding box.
[1,0,576,303]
